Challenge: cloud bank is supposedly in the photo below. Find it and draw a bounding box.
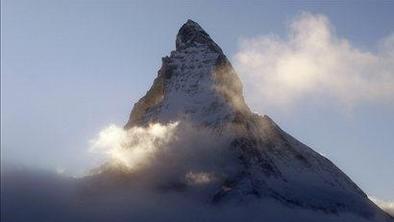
[235,12,394,110]
[0,122,386,222]
[3,121,391,221]
[3,167,383,222]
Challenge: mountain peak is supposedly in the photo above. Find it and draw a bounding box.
[121,21,391,221]
[125,19,248,128]
[176,19,222,53]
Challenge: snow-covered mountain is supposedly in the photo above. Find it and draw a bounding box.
[120,20,392,221]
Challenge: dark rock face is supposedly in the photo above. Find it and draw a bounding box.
[123,20,392,221]
[176,19,223,54]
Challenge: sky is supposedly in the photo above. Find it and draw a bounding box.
[1,0,393,203]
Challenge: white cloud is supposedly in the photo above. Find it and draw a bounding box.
[369,196,394,216]
[89,122,179,170]
[234,12,394,110]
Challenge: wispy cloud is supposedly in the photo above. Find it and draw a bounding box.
[89,122,179,170]
[369,196,394,216]
[235,12,394,111]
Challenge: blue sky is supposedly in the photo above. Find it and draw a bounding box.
[2,0,393,202]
